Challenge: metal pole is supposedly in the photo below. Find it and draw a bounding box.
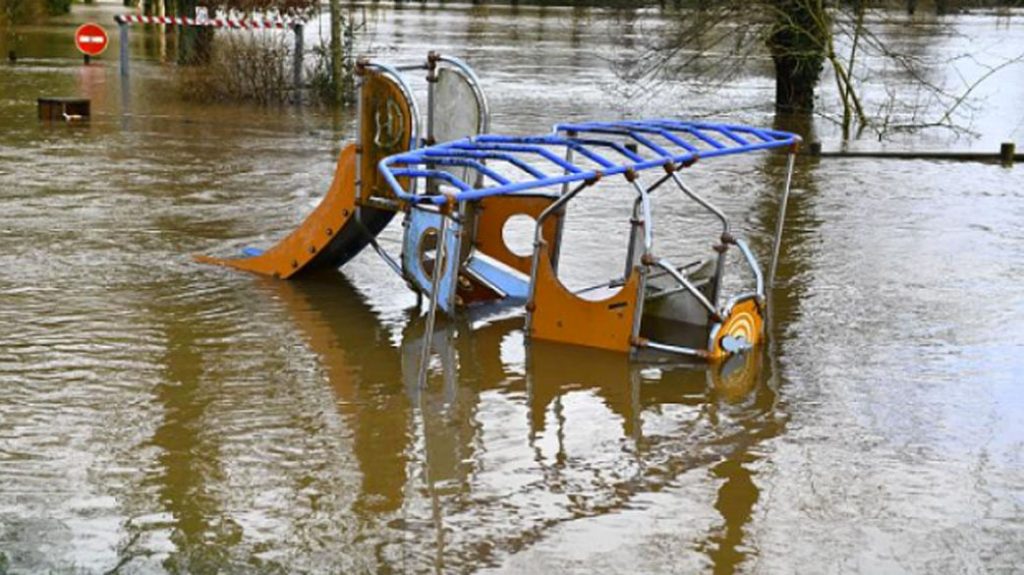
[629,179,654,254]
[652,258,716,316]
[418,212,449,387]
[550,136,574,273]
[732,239,764,299]
[426,53,437,144]
[118,22,129,77]
[670,171,729,305]
[623,197,641,282]
[628,176,653,349]
[292,23,304,103]
[525,180,590,337]
[425,53,438,194]
[768,152,796,291]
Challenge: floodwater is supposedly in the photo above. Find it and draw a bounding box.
[2,2,1023,573]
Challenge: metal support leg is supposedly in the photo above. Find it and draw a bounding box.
[418,213,449,387]
[669,171,730,306]
[426,54,436,144]
[353,72,364,191]
[769,152,796,291]
[551,139,575,272]
[292,24,304,103]
[425,54,437,193]
[628,178,654,349]
[624,197,642,282]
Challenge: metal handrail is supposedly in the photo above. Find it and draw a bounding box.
[524,180,593,335]
[668,171,730,305]
[769,151,797,290]
[629,179,654,254]
[669,172,729,236]
[652,258,717,317]
[734,238,764,299]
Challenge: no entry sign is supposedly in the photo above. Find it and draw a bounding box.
[74,23,108,57]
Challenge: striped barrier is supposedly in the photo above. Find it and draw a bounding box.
[114,14,298,29]
[114,12,306,92]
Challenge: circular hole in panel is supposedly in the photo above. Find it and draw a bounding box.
[502,214,536,258]
[418,227,442,279]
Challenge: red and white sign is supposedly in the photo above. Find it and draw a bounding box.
[74,23,109,57]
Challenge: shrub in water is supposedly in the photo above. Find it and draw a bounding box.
[178,31,294,104]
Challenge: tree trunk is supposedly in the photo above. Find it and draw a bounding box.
[177,0,212,66]
[767,0,828,114]
[773,55,818,113]
[330,0,343,104]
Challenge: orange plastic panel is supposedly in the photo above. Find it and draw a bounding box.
[529,253,641,354]
[359,71,413,203]
[195,144,357,278]
[708,298,764,361]
[709,348,763,403]
[475,195,560,275]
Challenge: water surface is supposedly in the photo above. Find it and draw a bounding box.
[1,2,1023,573]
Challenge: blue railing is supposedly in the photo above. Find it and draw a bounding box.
[378,119,800,206]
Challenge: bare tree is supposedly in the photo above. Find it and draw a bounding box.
[768,0,830,113]
[614,0,1024,139]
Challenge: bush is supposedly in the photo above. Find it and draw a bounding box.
[307,13,357,106]
[2,0,43,26]
[45,0,72,16]
[307,41,355,106]
[177,32,295,104]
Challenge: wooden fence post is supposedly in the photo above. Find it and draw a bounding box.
[1000,142,1015,165]
[119,22,130,77]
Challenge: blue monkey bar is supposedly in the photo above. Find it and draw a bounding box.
[378,119,801,205]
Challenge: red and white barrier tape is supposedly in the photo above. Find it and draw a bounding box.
[114,14,299,29]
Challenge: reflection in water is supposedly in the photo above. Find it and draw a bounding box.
[268,276,412,516]
[149,301,239,572]
[267,272,780,572]
[704,349,777,575]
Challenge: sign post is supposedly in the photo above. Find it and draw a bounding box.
[119,22,129,77]
[74,23,109,64]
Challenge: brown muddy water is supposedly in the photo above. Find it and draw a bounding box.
[1,2,1023,573]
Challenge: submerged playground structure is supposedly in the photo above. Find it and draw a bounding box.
[198,53,799,362]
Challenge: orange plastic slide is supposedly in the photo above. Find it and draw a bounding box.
[196,68,411,279]
[195,144,394,279]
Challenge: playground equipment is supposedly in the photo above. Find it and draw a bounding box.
[198,52,799,362]
[197,53,486,277]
